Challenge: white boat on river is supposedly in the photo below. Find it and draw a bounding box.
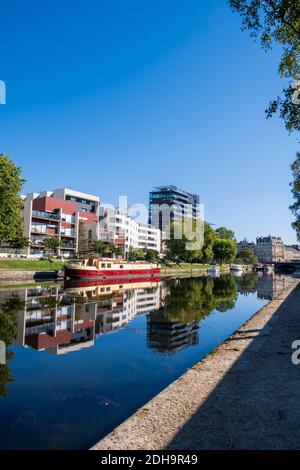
[230,264,244,274]
[208,265,220,276]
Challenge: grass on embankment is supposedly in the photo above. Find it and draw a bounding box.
[0,259,65,271]
[160,263,232,272]
[161,263,212,270]
[0,281,57,290]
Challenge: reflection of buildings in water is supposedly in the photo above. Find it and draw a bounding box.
[147,311,199,354]
[14,280,161,355]
[95,285,161,335]
[15,286,96,355]
[256,274,291,300]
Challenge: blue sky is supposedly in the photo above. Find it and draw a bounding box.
[0,0,298,243]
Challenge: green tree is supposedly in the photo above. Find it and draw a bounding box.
[8,236,30,252]
[229,1,300,241]
[164,221,187,261]
[213,239,237,264]
[202,223,216,260]
[290,152,300,240]
[145,249,158,263]
[43,236,60,254]
[215,226,236,241]
[164,220,203,262]
[236,247,258,264]
[128,246,138,261]
[111,244,124,258]
[229,0,300,133]
[0,154,25,244]
[91,240,111,257]
[136,249,145,260]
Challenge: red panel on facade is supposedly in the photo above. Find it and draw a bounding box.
[115,239,125,245]
[25,330,71,350]
[78,212,98,225]
[33,197,77,214]
[61,222,74,229]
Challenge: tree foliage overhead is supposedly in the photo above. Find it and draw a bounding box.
[0,154,25,244]
[290,151,300,240]
[215,226,236,241]
[229,0,300,132]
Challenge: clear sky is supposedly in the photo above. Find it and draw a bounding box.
[0,0,298,243]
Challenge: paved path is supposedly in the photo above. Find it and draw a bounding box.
[92,280,300,450]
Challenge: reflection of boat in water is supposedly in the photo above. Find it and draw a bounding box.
[230,264,244,274]
[65,258,160,279]
[64,277,161,298]
[253,263,264,272]
[207,265,220,277]
[264,264,274,273]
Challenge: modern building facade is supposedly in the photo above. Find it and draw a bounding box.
[149,185,201,231]
[256,236,285,263]
[22,186,163,257]
[99,207,162,254]
[23,188,100,256]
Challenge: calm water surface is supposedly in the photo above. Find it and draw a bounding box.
[0,272,292,449]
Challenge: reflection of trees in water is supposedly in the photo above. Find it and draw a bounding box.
[147,276,239,355]
[235,272,260,294]
[0,296,24,397]
[161,275,238,323]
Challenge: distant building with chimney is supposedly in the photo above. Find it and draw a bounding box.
[238,238,257,253]
[256,236,285,263]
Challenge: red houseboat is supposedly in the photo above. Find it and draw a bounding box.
[64,258,160,279]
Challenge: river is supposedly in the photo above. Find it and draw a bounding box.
[0,272,293,449]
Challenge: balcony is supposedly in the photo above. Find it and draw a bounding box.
[31,228,58,236]
[60,231,76,238]
[32,210,60,221]
[61,244,76,250]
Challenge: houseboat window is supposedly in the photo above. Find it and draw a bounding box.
[100,288,105,292]
[107,263,112,268]
[106,287,110,291]
[101,263,106,268]
[120,265,124,269]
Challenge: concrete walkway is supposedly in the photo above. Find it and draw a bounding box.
[92,279,300,450]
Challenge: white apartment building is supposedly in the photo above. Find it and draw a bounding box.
[23,188,100,256]
[101,207,162,254]
[22,187,162,256]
